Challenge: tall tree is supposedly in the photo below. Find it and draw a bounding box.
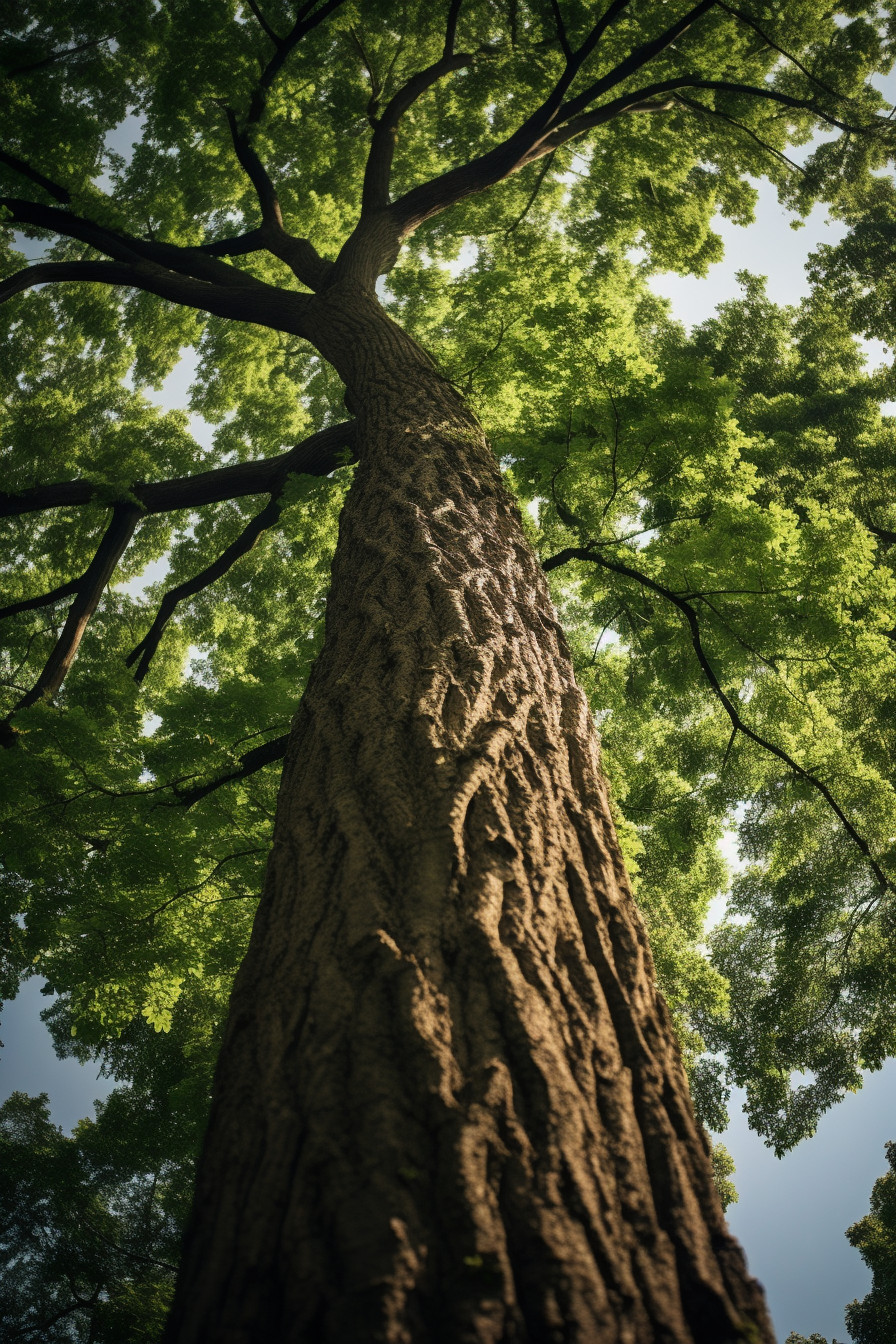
[2,2,896,1340]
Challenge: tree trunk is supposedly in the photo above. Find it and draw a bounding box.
[163,288,773,1344]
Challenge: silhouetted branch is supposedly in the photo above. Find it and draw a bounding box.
[244,0,281,45]
[0,197,267,286]
[715,1,850,103]
[128,496,284,682]
[672,94,807,175]
[0,257,312,333]
[0,149,71,203]
[0,577,81,621]
[0,421,357,519]
[218,103,284,229]
[5,503,141,723]
[3,34,115,78]
[543,545,896,895]
[250,0,350,122]
[171,732,290,806]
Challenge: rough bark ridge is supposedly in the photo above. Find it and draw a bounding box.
[164,289,773,1344]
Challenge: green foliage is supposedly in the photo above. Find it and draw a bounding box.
[0,1090,181,1341]
[844,1142,896,1344]
[785,1142,896,1344]
[710,1140,739,1211]
[2,0,896,1321]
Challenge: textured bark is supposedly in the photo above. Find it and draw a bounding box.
[164,288,773,1344]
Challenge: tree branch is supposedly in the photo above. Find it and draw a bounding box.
[361,45,474,213]
[556,0,717,123]
[127,495,285,683]
[0,258,312,335]
[548,0,572,62]
[250,0,350,122]
[0,421,357,519]
[3,34,115,79]
[0,195,265,288]
[126,418,358,679]
[672,93,807,176]
[714,1,851,104]
[218,103,283,230]
[0,577,81,621]
[4,504,141,725]
[379,1,882,254]
[532,78,877,159]
[0,149,71,204]
[171,732,290,807]
[243,0,282,46]
[543,545,895,895]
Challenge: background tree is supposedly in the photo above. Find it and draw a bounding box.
[2,2,896,1340]
[784,1141,896,1344]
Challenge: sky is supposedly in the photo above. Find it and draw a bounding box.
[2,124,895,1344]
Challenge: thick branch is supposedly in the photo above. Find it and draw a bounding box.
[6,504,140,721]
[0,258,312,334]
[1,196,265,289]
[0,577,81,621]
[0,149,71,204]
[0,421,357,519]
[362,47,474,212]
[243,0,281,45]
[543,546,895,895]
[379,3,879,256]
[172,732,289,807]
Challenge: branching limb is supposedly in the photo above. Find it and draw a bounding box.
[361,41,474,212]
[374,2,882,264]
[0,577,81,621]
[543,545,895,895]
[0,195,265,288]
[171,732,290,807]
[556,0,717,123]
[243,0,282,45]
[0,257,312,334]
[0,149,71,204]
[0,421,357,519]
[213,107,332,288]
[3,34,116,79]
[4,503,141,724]
[127,495,285,683]
[532,78,876,159]
[250,0,350,123]
[124,422,356,680]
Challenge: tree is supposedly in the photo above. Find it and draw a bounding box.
[0,1090,183,1342]
[783,1142,896,1344]
[844,1141,896,1344]
[2,2,896,1340]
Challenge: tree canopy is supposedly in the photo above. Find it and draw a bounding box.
[2,1,896,1338]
